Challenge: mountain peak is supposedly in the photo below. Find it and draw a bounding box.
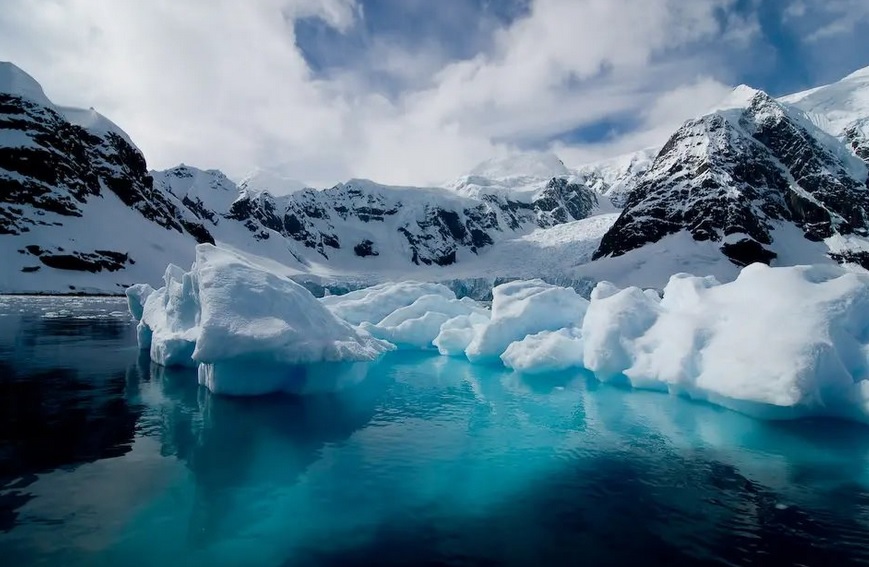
[239,167,307,196]
[709,84,767,113]
[0,61,51,106]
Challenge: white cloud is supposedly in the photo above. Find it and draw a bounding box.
[0,0,758,188]
[783,0,869,42]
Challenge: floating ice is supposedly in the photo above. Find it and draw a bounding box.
[501,328,584,374]
[125,283,154,321]
[464,280,588,362]
[433,313,491,356]
[131,249,869,421]
[130,244,393,395]
[319,281,455,326]
[361,294,489,349]
[137,263,199,367]
[580,264,869,420]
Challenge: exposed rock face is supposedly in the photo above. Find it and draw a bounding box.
[594,90,869,267]
[0,91,213,244]
[845,121,869,167]
[219,177,598,267]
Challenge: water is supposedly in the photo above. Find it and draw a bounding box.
[2,297,869,566]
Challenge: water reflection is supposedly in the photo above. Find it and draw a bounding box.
[2,298,869,566]
[149,362,391,547]
[0,298,142,532]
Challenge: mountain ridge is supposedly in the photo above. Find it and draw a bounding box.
[2,61,869,293]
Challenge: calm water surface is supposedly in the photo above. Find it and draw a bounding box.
[2,296,869,566]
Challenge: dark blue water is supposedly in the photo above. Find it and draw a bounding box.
[2,297,869,566]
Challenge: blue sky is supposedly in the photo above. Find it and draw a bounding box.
[1,0,867,186]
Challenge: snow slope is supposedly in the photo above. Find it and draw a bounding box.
[781,65,869,136]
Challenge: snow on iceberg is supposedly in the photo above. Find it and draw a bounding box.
[433,313,491,356]
[319,281,455,326]
[464,280,589,362]
[129,244,393,395]
[579,264,869,419]
[361,294,489,349]
[500,328,585,374]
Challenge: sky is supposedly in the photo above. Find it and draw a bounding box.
[1,0,868,189]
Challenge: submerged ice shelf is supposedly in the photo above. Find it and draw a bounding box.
[129,244,869,423]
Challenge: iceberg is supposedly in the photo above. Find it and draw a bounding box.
[130,248,869,421]
[319,281,455,326]
[130,244,393,395]
[360,294,489,349]
[500,328,585,374]
[580,264,869,419]
[433,313,491,356]
[464,280,589,362]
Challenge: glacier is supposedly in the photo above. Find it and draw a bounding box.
[129,246,869,424]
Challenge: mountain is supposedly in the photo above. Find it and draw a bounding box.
[0,62,602,292]
[592,80,869,270]
[782,66,869,168]
[575,148,658,207]
[0,63,221,293]
[3,60,869,295]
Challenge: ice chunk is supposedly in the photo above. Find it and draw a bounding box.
[125,283,154,321]
[433,313,491,356]
[465,280,588,362]
[138,264,200,367]
[362,294,488,349]
[320,281,456,326]
[582,263,869,420]
[131,244,394,394]
[581,284,660,381]
[500,328,585,374]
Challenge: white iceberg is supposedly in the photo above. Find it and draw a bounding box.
[464,280,589,362]
[500,328,585,374]
[433,313,491,356]
[580,264,869,419]
[130,244,393,395]
[361,294,489,349]
[319,281,455,326]
[129,248,869,421]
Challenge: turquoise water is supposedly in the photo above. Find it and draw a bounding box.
[2,297,869,566]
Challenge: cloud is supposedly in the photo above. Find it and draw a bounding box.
[802,0,869,41]
[0,0,776,188]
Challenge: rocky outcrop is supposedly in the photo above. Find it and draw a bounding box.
[594,90,869,267]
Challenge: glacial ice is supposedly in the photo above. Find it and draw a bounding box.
[433,313,491,356]
[130,244,393,394]
[465,280,588,362]
[130,247,869,421]
[361,294,489,349]
[319,281,456,326]
[500,328,585,374]
[124,283,154,322]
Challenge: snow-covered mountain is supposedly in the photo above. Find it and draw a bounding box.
[0,63,220,293]
[3,60,869,294]
[575,148,658,208]
[0,62,602,292]
[782,66,869,167]
[592,82,869,271]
